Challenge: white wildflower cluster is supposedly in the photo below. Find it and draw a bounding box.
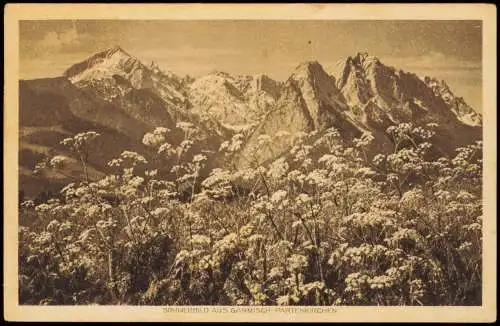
[151,207,169,217]
[78,228,95,242]
[270,190,288,204]
[49,155,68,169]
[426,122,439,129]
[96,219,117,230]
[367,275,394,290]
[344,209,396,229]
[47,219,60,232]
[108,151,148,168]
[355,167,376,178]
[299,281,329,298]
[34,231,53,245]
[176,121,199,138]
[107,158,122,168]
[250,198,273,217]
[121,151,148,165]
[267,157,289,180]
[177,139,194,156]
[295,193,312,206]
[145,169,158,178]
[451,143,482,178]
[269,190,289,211]
[399,188,425,210]
[461,222,481,233]
[268,266,285,280]
[387,123,413,139]
[35,203,52,213]
[287,169,306,185]
[20,200,35,209]
[412,126,435,140]
[328,242,350,266]
[60,131,100,152]
[409,279,425,300]
[372,154,386,167]
[189,234,211,247]
[33,161,47,175]
[318,154,349,174]
[201,168,234,199]
[342,244,389,267]
[456,191,476,201]
[211,233,239,265]
[58,220,73,233]
[434,189,452,202]
[219,133,245,154]
[385,228,421,248]
[305,169,329,188]
[344,272,370,295]
[19,122,482,306]
[96,175,119,189]
[192,154,207,164]
[291,144,313,164]
[142,127,170,147]
[286,254,308,273]
[319,127,341,148]
[276,294,300,305]
[416,142,433,154]
[353,132,374,148]
[387,148,423,174]
[458,241,473,252]
[158,142,176,157]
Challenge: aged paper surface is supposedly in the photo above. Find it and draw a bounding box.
[4,3,497,322]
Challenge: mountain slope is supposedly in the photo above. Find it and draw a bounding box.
[336,52,482,153]
[64,46,229,143]
[19,47,482,199]
[187,71,282,130]
[237,53,482,166]
[19,77,156,198]
[238,61,363,166]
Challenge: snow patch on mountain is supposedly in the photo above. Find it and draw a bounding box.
[421,76,482,127]
[187,71,282,128]
[64,46,187,108]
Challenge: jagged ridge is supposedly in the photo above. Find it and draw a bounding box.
[20,46,483,194]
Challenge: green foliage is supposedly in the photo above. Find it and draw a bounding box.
[19,123,482,306]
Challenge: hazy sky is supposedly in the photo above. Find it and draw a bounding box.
[19,20,482,111]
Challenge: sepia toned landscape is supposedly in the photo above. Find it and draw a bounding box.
[18,20,483,306]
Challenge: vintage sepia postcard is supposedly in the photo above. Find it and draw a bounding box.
[4,3,497,322]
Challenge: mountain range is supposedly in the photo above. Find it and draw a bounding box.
[19,46,482,199]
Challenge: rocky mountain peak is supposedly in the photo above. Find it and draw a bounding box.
[20,46,483,195]
[422,75,482,126]
[148,60,162,73]
[290,60,338,97]
[107,45,128,55]
[208,70,233,78]
[292,60,329,80]
[337,52,384,90]
[63,45,136,79]
[352,52,380,68]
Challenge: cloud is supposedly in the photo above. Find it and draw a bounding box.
[383,51,481,71]
[127,44,245,77]
[379,51,482,111]
[133,44,242,62]
[19,52,94,79]
[38,27,83,51]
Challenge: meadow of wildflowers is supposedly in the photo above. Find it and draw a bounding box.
[19,122,482,306]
